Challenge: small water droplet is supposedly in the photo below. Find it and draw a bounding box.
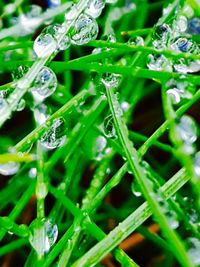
[34,33,57,58]
[131,181,142,197]
[40,117,66,150]
[0,162,20,176]
[103,114,116,139]
[176,115,198,144]
[31,67,57,102]
[29,168,37,179]
[58,35,71,51]
[70,14,99,45]
[85,0,105,19]
[147,54,172,72]
[16,99,26,111]
[101,73,121,88]
[93,135,108,161]
[34,104,51,125]
[186,237,200,265]
[29,218,58,258]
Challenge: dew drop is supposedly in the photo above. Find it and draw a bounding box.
[16,99,26,111]
[165,210,179,229]
[36,182,48,199]
[34,104,51,125]
[103,114,116,139]
[29,218,58,258]
[29,168,37,179]
[176,115,198,144]
[131,181,142,197]
[40,117,66,150]
[12,65,29,80]
[101,73,121,88]
[33,33,57,58]
[70,14,99,45]
[0,162,20,176]
[187,237,200,265]
[188,17,200,34]
[58,35,71,51]
[85,0,105,19]
[147,54,172,72]
[31,67,57,102]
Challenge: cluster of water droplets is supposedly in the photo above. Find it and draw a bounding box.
[148,3,200,74]
[40,117,66,150]
[29,218,58,258]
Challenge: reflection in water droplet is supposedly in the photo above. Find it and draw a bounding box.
[70,14,99,45]
[131,181,142,197]
[31,67,57,102]
[29,218,58,258]
[85,0,105,19]
[40,117,66,150]
[101,73,121,89]
[34,33,57,58]
[103,115,116,139]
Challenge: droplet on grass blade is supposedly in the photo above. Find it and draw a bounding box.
[103,114,116,139]
[85,0,105,19]
[29,218,58,258]
[0,162,20,176]
[101,73,121,89]
[31,67,57,102]
[34,33,57,58]
[176,115,198,145]
[187,238,200,265]
[193,152,200,176]
[34,104,51,125]
[70,14,99,45]
[188,17,200,34]
[131,181,142,197]
[40,117,66,150]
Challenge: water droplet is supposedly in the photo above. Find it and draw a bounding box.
[58,35,71,51]
[29,168,37,179]
[170,37,194,53]
[31,67,57,102]
[34,104,51,125]
[0,162,20,176]
[36,182,48,199]
[131,181,142,197]
[176,115,198,144]
[40,117,66,150]
[188,17,200,34]
[165,210,179,229]
[70,14,99,45]
[34,33,57,58]
[47,0,61,8]
[174,16,188,33]
[16,99,26,111]
[85,0,105,19]
[187,237,200,265]
[194,151,200,176]
[147,54,172,72]
[93,135,108,161]
[103,114,116,139]
[153,23,170,40]
[29,218,58,258]
[101,73,121,88]
[121,101,130,112]
[128,36,144,46]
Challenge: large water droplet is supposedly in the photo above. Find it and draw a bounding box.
[103,114,116,139]
[187,237,200,265]
[70,14,99,45]
[0,162,20,176]
[85,0,105,18]
[40,117,66,150]
[29,218,58,258]
[176,115,198,144]
[34,33,57,58]
[31,67,57,102]
[101,73,121,88]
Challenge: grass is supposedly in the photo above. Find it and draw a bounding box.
[0,0,200,266]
